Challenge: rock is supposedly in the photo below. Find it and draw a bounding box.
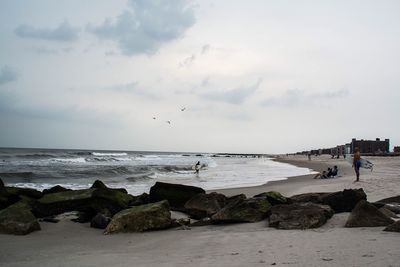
[43,185,71,195]
[34,188,134,217]
[71,211,96,223]
[383,203,400,214]
[383,220,400,232]
[378,207,398,218]
[1,187,42,210]
[376,195,400,204]
[149,182,205,211]
[321,189,367,213]
[345,200,394,227]
[269,202,334,230]
[0,201,41,235]
[90,213,111,229]
[0,178,4,189]
[290,192,330,203]
[170,218,191,228]
[4,187,43,199]
[254,191,290,205]
[40,217,60,223]
[105,200,171,234]
[211,196,271,223]
[130,192,150,206]
[91,180,108,189]
[184,192,227,219]
[189,217,213,227]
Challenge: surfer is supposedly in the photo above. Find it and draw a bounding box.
[353,147,361,182]
[194,161,201,175]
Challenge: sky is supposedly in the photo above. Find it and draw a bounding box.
[0,0,399,154]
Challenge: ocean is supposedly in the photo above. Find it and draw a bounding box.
[0,148,313,195]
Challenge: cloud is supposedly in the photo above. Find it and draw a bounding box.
[15,21,79,42]
[31,46,73,55]
[106,82,161,100]
[200,78,262,105]
[89,0,196,55]
[0,66,18,85]
[179,54,196,68]
[261,89,349,108]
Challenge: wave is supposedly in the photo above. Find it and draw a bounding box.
[0,172,34,178]
[51,157,87,163]
[92,152,128,157]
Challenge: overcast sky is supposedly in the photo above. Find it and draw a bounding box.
[1,0,399,154]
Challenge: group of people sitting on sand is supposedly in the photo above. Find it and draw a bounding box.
[314,165,338,179]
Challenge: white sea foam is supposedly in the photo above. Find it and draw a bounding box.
[92,152,128,157]
[51,157,87,163]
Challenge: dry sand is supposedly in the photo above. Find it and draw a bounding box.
[0,155,399,267]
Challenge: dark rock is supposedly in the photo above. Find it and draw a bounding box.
[5,187,43,199]
[170,218,191,228]
[90,213,111,229]
[91,180,108,189]
[345,200,394,227]
[184,192,227,219]
[254,191,290,205]
[105,200,171,233]
[0,178,4,189]
[130,192,150,206]
[0,201,41,235]
[211,196,271,223]
[1,187,42,210]
[376,195,400,204]
[189,217,213,227]
[321,189,367,213]
[34,188,134,218]
[384,220,400,232]
[41,217,60,223]
[149,182,205,211]
[269,202,334,230]
[383,204,400,214]
[43,185,71,195]
[71,211,96,223]
[378,207,398,218]
[290,192,330,203]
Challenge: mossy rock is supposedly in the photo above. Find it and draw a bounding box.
[212,197,271,223]
[5,187,43,199]
[105,200,171,233]
[0,201,41,235]
[254,191,290,205]
[43,185,72,195]
[345,200,394,227]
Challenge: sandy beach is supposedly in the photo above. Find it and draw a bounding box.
[0,155,399,267]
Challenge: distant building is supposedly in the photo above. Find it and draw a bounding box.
[350,138,389,154]
[394,146,400,153]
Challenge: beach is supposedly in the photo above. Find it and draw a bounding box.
[0,155,399,267]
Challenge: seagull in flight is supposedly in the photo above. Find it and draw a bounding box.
[166,120,171,124]
[180,107,186,111]
[153,117,156,120]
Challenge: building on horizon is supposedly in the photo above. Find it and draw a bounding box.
[350,138,390,154]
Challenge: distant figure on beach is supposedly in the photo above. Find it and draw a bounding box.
[353,147,361,182]
[308,153,311,161]
[330,165,338,177]
[194,161,201,175]
[314,170,328,179]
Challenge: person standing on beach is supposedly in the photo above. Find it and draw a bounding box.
[353,147,361,182]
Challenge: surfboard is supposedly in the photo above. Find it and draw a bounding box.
[345,154,373,170]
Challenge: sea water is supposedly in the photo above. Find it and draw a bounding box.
[0,148,312,195]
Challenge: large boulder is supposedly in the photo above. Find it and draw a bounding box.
[0,201,41,235]
[91,180,128,194]
[4,187,43,199]
[90,213,111,229]
[149,182,205,211]
[0,178,4,189]
[211,196,271,223]
[290,192,330,203]
[384,220,400,232]
[290,189,367,213]
[269,202,334,230]
[383,203,400,214]
[105,200,171,234]
[376,195,400,204]
[34,188,134,217]
[321,189,367,213]
[0,187,42,210]
[184,192,227,219]
[43,185,71,195]
[345,200,394,227]
[130,192,150,206]
[254,191,290,205]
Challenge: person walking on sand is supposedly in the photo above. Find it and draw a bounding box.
[353,147,361,182]
[194,161,201,175]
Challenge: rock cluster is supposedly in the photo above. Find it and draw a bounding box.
[1,178,399,236]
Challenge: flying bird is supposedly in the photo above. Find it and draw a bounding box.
[180,107,186,111]
[166,120,171,124]
[153,117,156,120]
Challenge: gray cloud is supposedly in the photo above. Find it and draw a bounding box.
[0,66,18,85]
[15,21,79,42]
[106,82,161,100]
[200,78,262,105]
[261,89,349,108]
[31,46,73,55]
[89,0,196,55]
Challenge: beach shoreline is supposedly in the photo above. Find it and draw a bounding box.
[0,155,399,267]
